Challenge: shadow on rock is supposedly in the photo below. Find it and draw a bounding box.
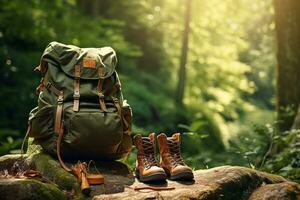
[86,160,135,197]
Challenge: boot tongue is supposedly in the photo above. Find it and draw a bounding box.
[148,133,155,142]
[171,133,180,143]
[168,133,184,166]
[142,136,154,154]
[142,137,151,143]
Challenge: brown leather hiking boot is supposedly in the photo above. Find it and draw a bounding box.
[134,133,167,182]
[157,133,194,180]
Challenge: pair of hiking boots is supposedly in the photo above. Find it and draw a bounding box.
[134,133,194,182]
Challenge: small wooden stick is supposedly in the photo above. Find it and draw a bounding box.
[133,186,175,191]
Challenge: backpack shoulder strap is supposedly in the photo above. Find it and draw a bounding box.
[44,81,71,172]
[73,65,81,112]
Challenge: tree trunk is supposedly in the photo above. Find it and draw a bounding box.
[77,0,108,17]
[292,102,300,129]
[175,0,192,108]
[274,0,300,131]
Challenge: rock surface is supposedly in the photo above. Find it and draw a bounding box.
[0,153,299,200]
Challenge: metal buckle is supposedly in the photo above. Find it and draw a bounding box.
[73,93,80,100]
[45,82,52,89]
[98,92,105,99]
[57,92,64,104]
[112,97,118,103]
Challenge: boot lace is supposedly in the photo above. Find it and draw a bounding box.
[141,139,158,169]
[168,140,185,167]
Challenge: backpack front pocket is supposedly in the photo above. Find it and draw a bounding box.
[64,106,123,155]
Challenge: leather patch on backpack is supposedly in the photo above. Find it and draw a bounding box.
[83,57,96,69]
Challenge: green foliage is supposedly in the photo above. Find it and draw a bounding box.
[0,129,22,155]
[228,123,274,168]
[1,0,296,183]
[263,129,300,183]
[226,121,300,183]
[179,103,225,151]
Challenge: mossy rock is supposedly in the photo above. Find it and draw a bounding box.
[0,149,134,200]
[0,178,66,200]
[0,149,300,199]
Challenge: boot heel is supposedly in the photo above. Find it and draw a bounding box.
[163,167,171,177]
[135,168,140,179]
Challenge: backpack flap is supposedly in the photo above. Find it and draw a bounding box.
[40,41,117,79]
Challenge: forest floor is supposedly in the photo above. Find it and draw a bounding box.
[0,152,299,200]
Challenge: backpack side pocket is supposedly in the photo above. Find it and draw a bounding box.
[28,105,54,139]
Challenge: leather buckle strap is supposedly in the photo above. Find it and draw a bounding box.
[112,97,126,132]
[97,78,107,112]
[56,121,72,172]
[44,82,71,173]
[54,91,64,135]
[44,81,63,133]
[73,65,81,112]
[112,97,121,115]
[97,66,107,112]
[46,82,61,96]
[122,114,130,135]
[53,91,71,172]
[112,97,131,135]
[45,81,63,136]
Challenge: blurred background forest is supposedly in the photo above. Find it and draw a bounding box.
[0,0,300,183]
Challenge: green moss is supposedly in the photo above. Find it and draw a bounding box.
[26,138,43,155]
[30,153,79,188]
[20,179,67,200]
[26,152,85,199]
[287,168,300,183]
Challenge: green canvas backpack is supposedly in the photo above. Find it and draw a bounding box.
[26,42,132,170]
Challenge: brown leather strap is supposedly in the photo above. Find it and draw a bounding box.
[45,82,63,135]
[122,114,130,135]
[73,65,80,112]
[97,78,107,112]
[113,97,122,118]
[86,173,104,185]
[54,91,71,172]
[122,106,131,135]
[54,91,64,135]
[112,97,130,136]
[44,82,70,172]
[97,66,107,112]
[56,121,71,172]
[46,82,61,96]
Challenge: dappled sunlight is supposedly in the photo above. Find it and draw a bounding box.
[0,0,299,186]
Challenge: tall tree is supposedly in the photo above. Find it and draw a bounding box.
[175,0,192,108]
[77,0,108,17]
[274,0,300,131]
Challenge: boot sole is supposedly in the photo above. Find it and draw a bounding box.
[169,171,194,181]
[163,167,194,181]
[135,169,167,182]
